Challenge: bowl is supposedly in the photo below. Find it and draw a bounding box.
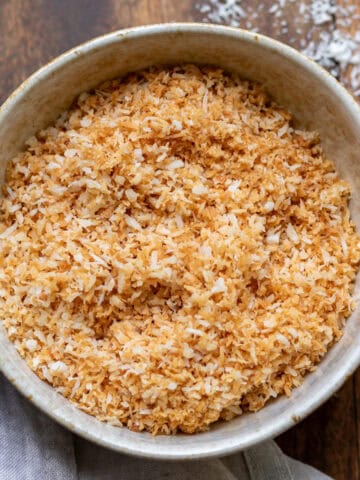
[0,23,360,460]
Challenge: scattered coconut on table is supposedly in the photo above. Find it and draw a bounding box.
[196,0,360,96]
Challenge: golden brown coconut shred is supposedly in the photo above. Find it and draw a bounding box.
[1,65,359,434]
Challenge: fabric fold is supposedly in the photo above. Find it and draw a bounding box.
[0,374,333,480]
[0,375,77,480]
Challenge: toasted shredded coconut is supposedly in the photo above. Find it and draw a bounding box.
[1,65,359,435]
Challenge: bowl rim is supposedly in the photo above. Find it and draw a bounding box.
[1,22,360,460]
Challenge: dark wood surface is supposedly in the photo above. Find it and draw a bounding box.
[0,1,359,478]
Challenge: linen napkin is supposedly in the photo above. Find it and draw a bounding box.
[0,374,332,479]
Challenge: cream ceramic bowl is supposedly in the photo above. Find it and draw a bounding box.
[1,23,360,460]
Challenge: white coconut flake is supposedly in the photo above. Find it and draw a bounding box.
[47,161,61,170]
[115,175,125,185]
[186,327,204,336]
[211,277,227,294]
[64,149,78,158]
[341,236,348,257]
[286,223,299,243]
[49,361,67,373]
[183,343,195,359]
[310,0,336,25]
[134,148,144,162]
[263,318,276,328]
[166,382,178,391]
[175,214,184,228]
[74,253,83,262]
[80,117,92,127]
[227,180,241,192]
[150,250,158,269]
[192,184,208,195]
[124,215,142,231]
[0,223,18,239]
[264,201,275,212]
[288,327,299,339]
[199,245,212,257]
[172,120,183,130]
[266,232,280,244]
[276,333,290,346]
[321,248,331,264]
[51,185,67,196]
[125,188,138,202]
[78,219,93,228]
[25,339,39,352]
[167,159,184,170]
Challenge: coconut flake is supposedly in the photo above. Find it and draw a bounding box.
[286,223,299,243]
[64,149,78,158]
[266,232,280,244]
[227,180,241,192]
[167,159,184,170]
[199,245,212,257]
[264,201,275,212]
[124,215,142,231]
[276,333,290,346]
[25,339,39,352]
[80,117,92,127]
[48,361,67,373]
[0,223,17,239]
[134,148,144,162]
[172,120,183,131]
[211,277,227,294]
[125,188,138,202]
[175,214,184,228]
[192,184,208,195]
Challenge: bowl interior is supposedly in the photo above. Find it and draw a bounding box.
[0,24,360,459]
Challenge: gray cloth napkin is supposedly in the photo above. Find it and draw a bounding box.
[0,374,332,479]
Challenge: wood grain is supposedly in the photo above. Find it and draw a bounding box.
[0,1,359,478]
[277,378,359,479]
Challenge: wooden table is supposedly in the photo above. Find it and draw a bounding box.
[0,1,359,478]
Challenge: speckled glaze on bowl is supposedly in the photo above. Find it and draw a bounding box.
[0,23,360,460]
